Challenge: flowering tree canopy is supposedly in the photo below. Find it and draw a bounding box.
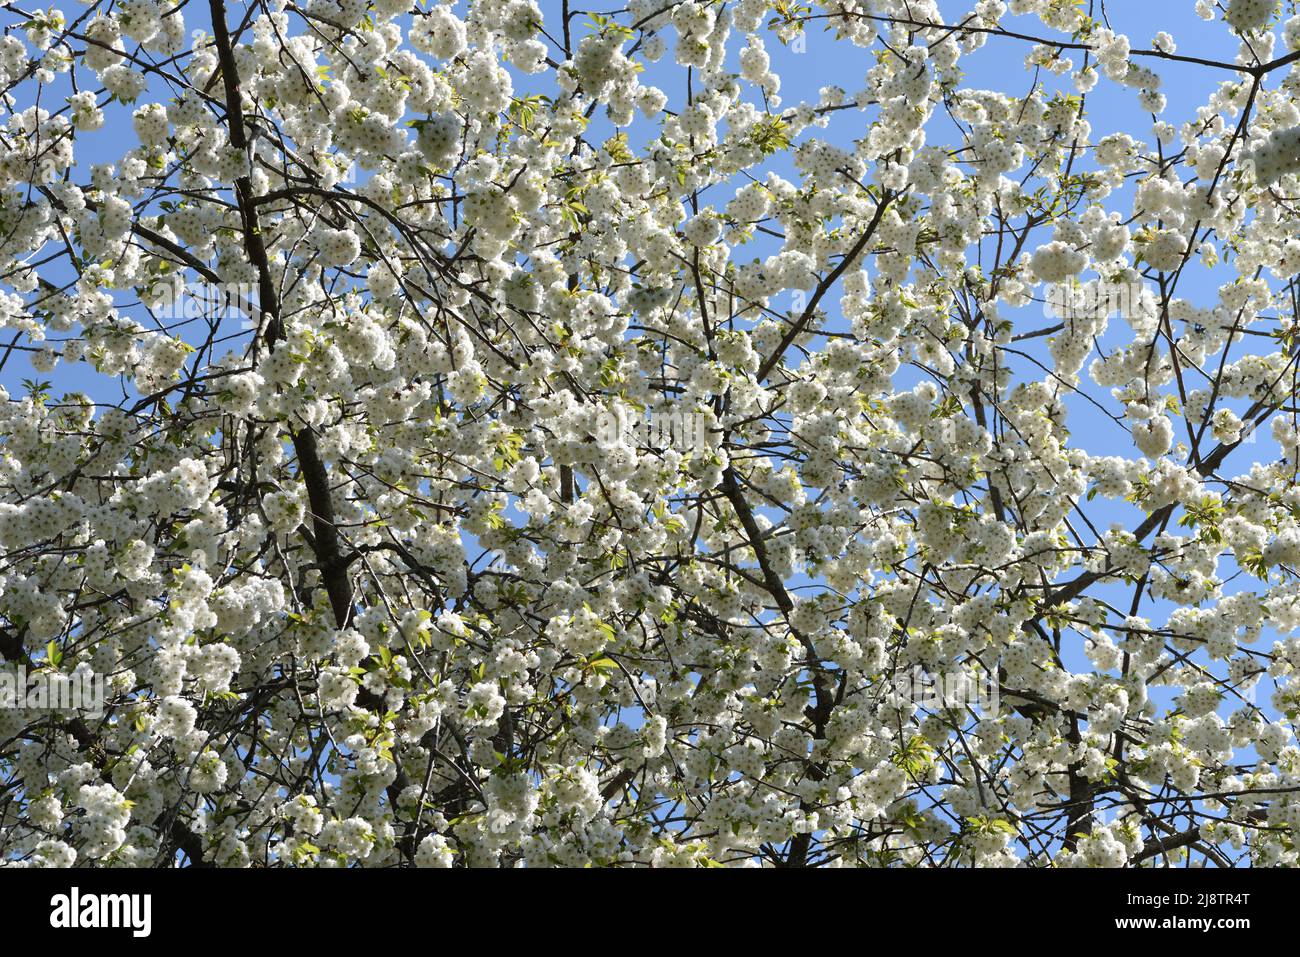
[3,0,1300,869]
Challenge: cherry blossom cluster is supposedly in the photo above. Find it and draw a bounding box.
[0,0,1299,869]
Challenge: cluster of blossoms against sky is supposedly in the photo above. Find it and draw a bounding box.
[3,0,1300,869]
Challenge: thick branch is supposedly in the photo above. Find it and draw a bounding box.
[209,0,353,629]
[754,189,894,381]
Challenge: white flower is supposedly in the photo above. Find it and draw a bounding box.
[1225,0,1271,34]
[155,696,198,739]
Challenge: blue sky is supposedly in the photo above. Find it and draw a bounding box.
[5,0,1285,700]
